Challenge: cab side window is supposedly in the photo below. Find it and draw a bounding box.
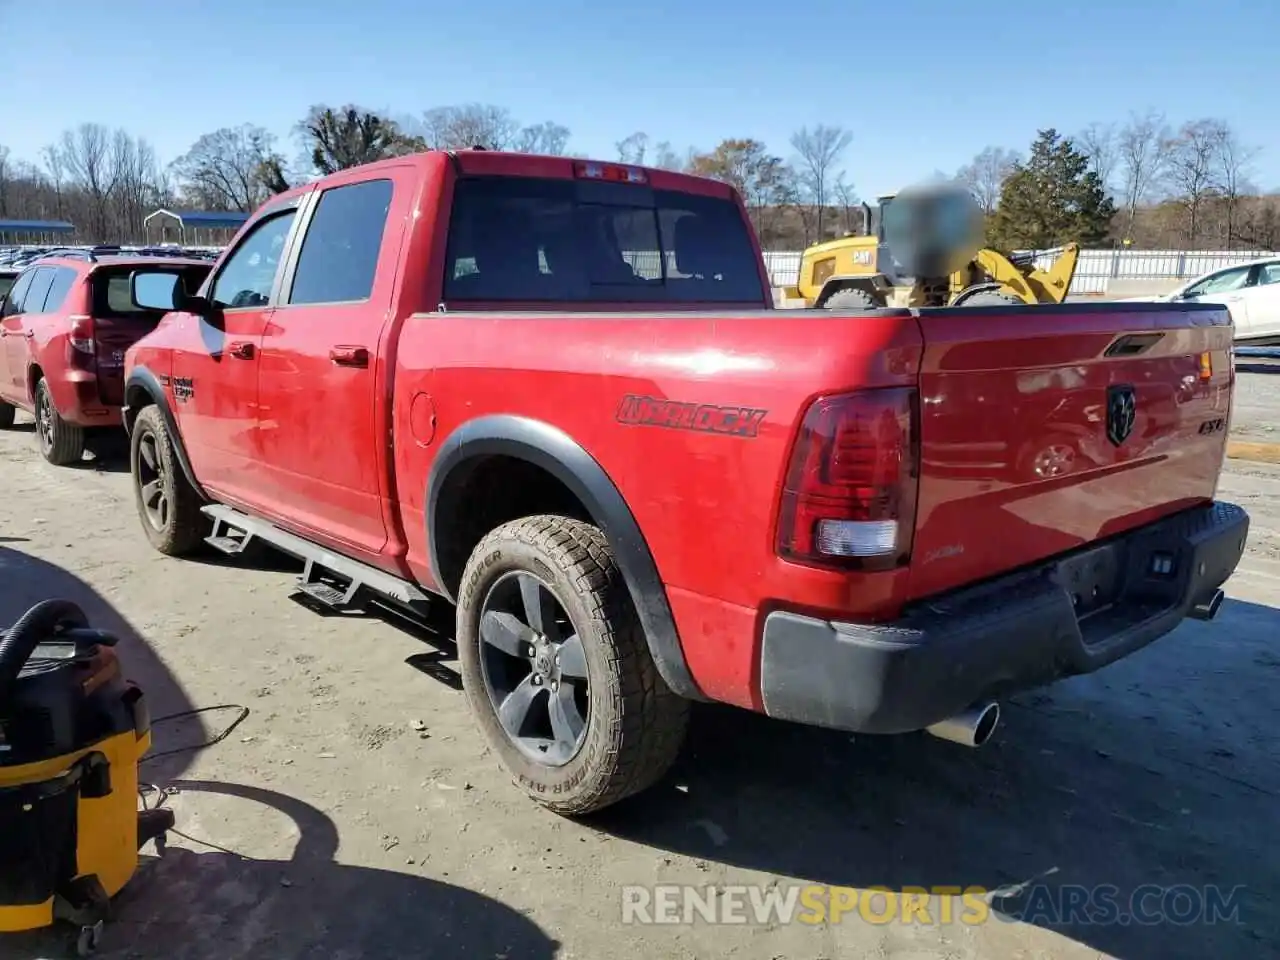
[288,179,394,306]
[210,210,299,310]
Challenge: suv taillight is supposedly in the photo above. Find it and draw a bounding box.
[776,387,919,571]
[69,315,95,355]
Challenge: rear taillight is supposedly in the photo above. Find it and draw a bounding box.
[69,315,95,355]
[776,387,919,571]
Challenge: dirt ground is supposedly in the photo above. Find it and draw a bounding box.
[0,379,1277,960]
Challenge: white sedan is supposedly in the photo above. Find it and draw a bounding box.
[1123,257,1280,344]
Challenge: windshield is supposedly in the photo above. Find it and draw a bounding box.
[442,175,765,304]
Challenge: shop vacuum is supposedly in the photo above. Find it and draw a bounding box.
[0,599,173,956]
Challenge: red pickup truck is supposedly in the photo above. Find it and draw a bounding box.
[122,150,1249,816]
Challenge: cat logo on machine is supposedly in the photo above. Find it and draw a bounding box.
[850,250,874,266]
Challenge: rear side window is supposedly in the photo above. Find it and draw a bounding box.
[42,268,77,313]
[22,268,56,315]
[0,274,17,301]
[92,265,213,319]
[442,176,764,304]
[288,179,393,306]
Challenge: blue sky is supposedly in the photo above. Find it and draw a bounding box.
[1,0,1275,197]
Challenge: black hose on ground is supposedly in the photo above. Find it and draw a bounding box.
[0,598,89,700]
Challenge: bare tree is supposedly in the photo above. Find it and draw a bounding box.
[615,132,649,165]
[53,124,119,240]
[110,130,161,239]
[421,104,520,150]
[1076,122,1119,195]
[41,145,66,221]
[512,121,571,156]
[1165,119,1223,245]
[171,125,282,211]
[832,174,860,234]
[0,145,12,218]
[1211,122,1259,246]
[1117,109,1173,241]
[955,146,1020,214]
[790,124,852,241]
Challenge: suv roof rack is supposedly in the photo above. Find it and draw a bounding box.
[15,244,222,266]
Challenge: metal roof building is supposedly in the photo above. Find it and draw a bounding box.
[144,209,249,245]
[0,219,77,243]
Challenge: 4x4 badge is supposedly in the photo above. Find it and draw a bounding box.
[1106,384,1136,446]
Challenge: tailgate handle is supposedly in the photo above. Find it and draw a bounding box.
[228,341,255,359]
[329,345,369,368]
[1104,333,1164,357]
[23,330,33,339]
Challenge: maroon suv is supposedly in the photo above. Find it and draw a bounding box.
[0,249,214,464]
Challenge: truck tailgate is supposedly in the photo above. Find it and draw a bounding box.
[908,302,1233,601]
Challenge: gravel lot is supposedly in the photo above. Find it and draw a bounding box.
[0,376,1278,960]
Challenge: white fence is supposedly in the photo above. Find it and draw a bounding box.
[760,248,1280,296]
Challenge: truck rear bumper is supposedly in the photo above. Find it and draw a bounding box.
[759,501,1249,735]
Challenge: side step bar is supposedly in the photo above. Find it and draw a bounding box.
[202,505,430,612]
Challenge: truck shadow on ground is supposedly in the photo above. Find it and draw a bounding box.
[5,780,558,960]
[592,597,1280,960]
[0,548,553,959]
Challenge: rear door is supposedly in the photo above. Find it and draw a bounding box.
[1178,263,1253,338]
[0,268,37,402]
[908,301,1234,601]
[1240,261,1280,341]
[254,171,406,557]
[2,267,57,400]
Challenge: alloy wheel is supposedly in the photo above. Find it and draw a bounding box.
[477,571,591,767]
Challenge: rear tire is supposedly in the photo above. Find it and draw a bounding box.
[0,401,14,429]
[34,378,85,466]
[821,287,879,311]
[131,405,206,556]
[457,515,690,817]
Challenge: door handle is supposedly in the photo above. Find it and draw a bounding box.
[329,345,369,368]
[229,341,255,359]
[23,330,34,339]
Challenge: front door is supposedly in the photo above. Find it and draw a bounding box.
[254,172,405,557]
[172,201,305,503]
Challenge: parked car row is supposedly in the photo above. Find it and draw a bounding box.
[0,150,1249,820]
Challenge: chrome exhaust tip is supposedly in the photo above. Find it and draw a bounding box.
[925,702,1000,748]
[1189,588,1225,622]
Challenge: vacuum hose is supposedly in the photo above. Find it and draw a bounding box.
[0,598,89,701]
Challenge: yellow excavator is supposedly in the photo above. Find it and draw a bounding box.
[783,188,1080,310]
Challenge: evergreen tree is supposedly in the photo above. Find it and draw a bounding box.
[989,129,1116,249]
